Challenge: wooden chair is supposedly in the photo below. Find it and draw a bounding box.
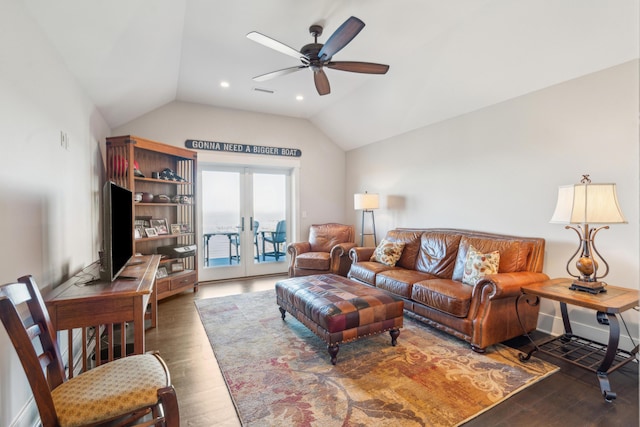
[0,275,180,427]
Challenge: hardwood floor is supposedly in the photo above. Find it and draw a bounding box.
[145,276,638,426]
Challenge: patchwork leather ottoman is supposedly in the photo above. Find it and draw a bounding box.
[275,274,404,364]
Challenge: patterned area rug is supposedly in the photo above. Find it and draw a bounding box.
[195,289,558,426]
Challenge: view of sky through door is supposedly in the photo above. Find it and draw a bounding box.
[202,171,285,233]
[252,172,286,232]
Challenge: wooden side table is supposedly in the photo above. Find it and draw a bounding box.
[517,278,639,402]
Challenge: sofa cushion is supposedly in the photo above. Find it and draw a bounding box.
[411,279,473,318]
[415,232,462,278]
[370,239,405,266]
[295,252,331,271]
[383,230,423,269]
[376,269,438,299]
[452,236,532,281]
[462,245,500,286]
[349,262,396,286]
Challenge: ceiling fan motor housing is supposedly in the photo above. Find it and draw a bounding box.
[301,43,325,70]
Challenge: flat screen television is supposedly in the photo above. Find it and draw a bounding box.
[99,181,134,282]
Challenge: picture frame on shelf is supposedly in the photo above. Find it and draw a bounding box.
[136,225,147,238]
[156,267,168,279]
[151,218,169,235]
[180,223,191,233]
[134,227,142,239]
[171,224,182,235]
[170,261,184,273]
[145,227,158,237]
[135,216,152,228]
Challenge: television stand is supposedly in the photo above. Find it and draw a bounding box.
[45,255,161,370]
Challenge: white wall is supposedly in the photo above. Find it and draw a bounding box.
[112,101,348,241]
[0,2,111,426]
[1,0,637,424]
[346,60,640,348]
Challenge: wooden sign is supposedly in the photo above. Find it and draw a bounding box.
[185,139,301,157]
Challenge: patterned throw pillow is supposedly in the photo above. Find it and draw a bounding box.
[370,239,405,267]
[462,245,500,285]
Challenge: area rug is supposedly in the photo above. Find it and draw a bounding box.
[195,290,558,426]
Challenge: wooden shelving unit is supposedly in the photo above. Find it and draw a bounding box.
[106,135,198,300]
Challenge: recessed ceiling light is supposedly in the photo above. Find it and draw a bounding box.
[220,81,230,88]
[296,95,304,101]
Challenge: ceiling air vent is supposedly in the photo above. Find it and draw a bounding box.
[252,87,274,94]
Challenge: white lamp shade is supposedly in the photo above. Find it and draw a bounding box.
[550,183,627,224]
[354,193,379,210]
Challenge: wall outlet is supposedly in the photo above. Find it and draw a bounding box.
[60,131,69,150]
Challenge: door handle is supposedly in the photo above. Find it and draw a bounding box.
[241,217,245,232]
[250,217,254,231]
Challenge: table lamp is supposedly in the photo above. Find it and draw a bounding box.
[550,174,627,293]
[354,192,379,246]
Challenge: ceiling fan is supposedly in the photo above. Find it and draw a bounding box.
[247,16,389,96]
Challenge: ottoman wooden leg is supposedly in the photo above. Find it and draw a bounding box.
[390,328,400,346]
[328,343,340,365]
[279,306,286,320]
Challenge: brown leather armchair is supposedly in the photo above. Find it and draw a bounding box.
[288,223,357,277]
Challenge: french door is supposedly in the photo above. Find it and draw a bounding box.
[199,165,291,281]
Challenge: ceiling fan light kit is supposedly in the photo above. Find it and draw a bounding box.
[247,16,389,96]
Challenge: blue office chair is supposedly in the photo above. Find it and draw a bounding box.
[262,220,286,261]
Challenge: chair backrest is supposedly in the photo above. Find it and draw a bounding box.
[253,220,260,237]
[273,220,286,243]
[0,275,66,426]
[308,223,355,252]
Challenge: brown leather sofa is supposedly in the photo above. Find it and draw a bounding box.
[348,228,548,352]
[288,223,357,277]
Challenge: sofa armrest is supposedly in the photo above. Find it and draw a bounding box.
[349,246,376,263]
[330,242,358,276]
[475,272,551,299]
[330,242,358,258]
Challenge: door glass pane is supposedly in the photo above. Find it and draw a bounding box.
[202,170,241,267]
[253,173,286,264]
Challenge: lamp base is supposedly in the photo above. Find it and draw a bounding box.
[569,280,607,294]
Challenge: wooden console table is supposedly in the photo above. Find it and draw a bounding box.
[45,255,160,374]
[517,278,639,402]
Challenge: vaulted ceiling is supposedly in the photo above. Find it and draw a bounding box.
[22,0,639,151]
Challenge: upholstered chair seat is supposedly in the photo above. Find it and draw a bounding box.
[295,251,331,271]
[51,354,170,427]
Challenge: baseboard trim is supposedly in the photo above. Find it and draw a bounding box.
[9,396,39,427]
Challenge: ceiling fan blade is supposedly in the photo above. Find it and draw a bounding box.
[313,69,330,95]
[252,66,307,82]
[247,31,310,64]
[326,61,389,74]
[318,16,365,60]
